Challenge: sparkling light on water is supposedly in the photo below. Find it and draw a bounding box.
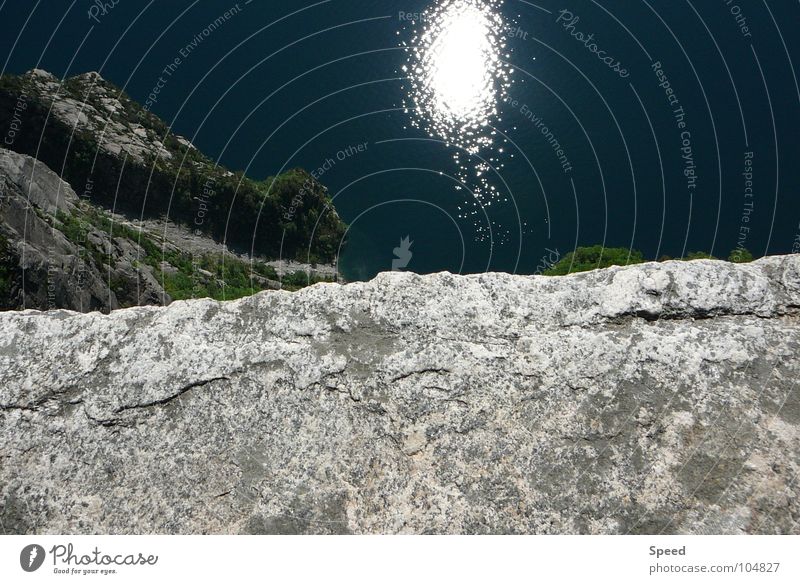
[424,9,495,121]
[403,0,511,152]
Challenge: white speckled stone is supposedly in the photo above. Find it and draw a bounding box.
[0,256,799,534]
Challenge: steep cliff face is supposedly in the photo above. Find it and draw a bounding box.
[0,148,302,312]
[0,68,346,313]
[0,256,799,534]
[0,148,126,311]
[0,69,346,263]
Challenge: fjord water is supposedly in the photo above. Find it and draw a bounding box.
[2,0,798,280]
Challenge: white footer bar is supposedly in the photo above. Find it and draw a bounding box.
[2,535,798,583]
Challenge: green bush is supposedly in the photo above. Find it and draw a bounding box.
[685,251,716,260]
[544,246,645,276]
[542,245,761,277]
[728,247,754,263]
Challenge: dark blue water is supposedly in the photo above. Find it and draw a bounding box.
[2,0,799,280]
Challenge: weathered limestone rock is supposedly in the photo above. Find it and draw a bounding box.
[0,256,798,534]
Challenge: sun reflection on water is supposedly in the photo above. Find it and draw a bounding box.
[403,0,511,153]
[401,0,514,243]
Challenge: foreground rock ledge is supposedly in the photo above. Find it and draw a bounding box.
[1,256,799,534]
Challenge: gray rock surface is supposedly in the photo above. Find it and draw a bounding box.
[0,149,171,312]
[21,69,174,164]
[0,149,121,311]
[1,256,799,534]
[0,147,77,215]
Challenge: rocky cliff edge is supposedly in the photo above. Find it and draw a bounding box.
[0,255,799,534]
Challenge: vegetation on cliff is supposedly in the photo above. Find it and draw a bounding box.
[0,68,341,312]
[50,203,325,303]
[0,70,345,264]
[544,245,755,276]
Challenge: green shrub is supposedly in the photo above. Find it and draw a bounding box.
[685,251,716,260]
[544,246,645,276]
[728,247,754,263]
[543,245,760,277]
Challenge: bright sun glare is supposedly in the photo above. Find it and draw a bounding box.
[404,0,509,150]
[425,7,495,119]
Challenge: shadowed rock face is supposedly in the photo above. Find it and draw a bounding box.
[0,149,126,312]
[0,256,799,534]
[0,69,347,263]
[0,148,172,312]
